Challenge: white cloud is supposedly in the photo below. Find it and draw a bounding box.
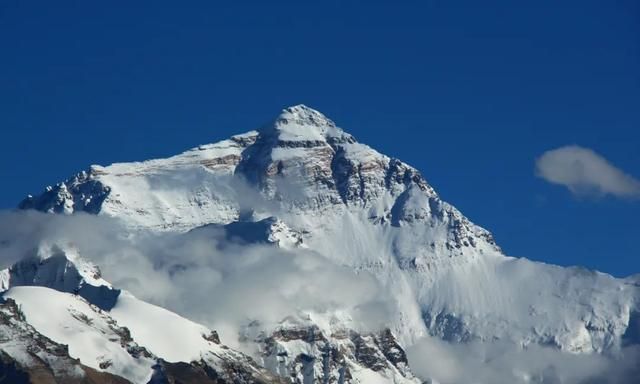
[3,210,640,382]
[406,336,640,384]
[0,210,395,349]
[536,145,640,199]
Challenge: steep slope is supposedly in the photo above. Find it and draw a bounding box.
[17,105,640,379]
[0,296,131,384]
[5,246,120,310]
[4,287,154,383]
[1,284,286,384]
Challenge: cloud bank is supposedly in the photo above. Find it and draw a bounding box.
[535,145,640,199]
[2,210,640,382]
[407,336,640,384]
[0,210,394,348]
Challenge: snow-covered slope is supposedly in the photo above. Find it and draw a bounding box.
[15,105,640,382]
[4,287,155,383]
[0,295,131,384]
[2,284,285,384]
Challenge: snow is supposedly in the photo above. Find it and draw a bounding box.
[4,286,239,382]
[4,286,154,383]
[98,165,241,230]
[351,365,395,384]
[61,245,113,288]
[272,104,345,141]
[109,291,222,362]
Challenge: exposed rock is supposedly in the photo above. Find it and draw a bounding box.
[5,249,120,311]
[255,321,419,384]
[19,170,110,215]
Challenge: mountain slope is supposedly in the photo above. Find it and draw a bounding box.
[1,283,288,384]
[0,295,131,384]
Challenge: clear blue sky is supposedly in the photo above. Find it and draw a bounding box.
[1,1,638,276]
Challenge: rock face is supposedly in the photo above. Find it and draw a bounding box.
[7,249,120,311]
[249,320,418,384]
[192,216,304,248]
[10,105,640,382]
[19,171,110,215]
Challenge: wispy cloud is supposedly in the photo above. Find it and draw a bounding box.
[535,145,640,199]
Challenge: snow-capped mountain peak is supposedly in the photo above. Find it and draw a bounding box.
[268,104,346,141]
[6,105,640,383]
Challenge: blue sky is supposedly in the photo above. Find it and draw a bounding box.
[1,1,638,276]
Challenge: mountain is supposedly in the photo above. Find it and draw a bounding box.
[3,105,639,383]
